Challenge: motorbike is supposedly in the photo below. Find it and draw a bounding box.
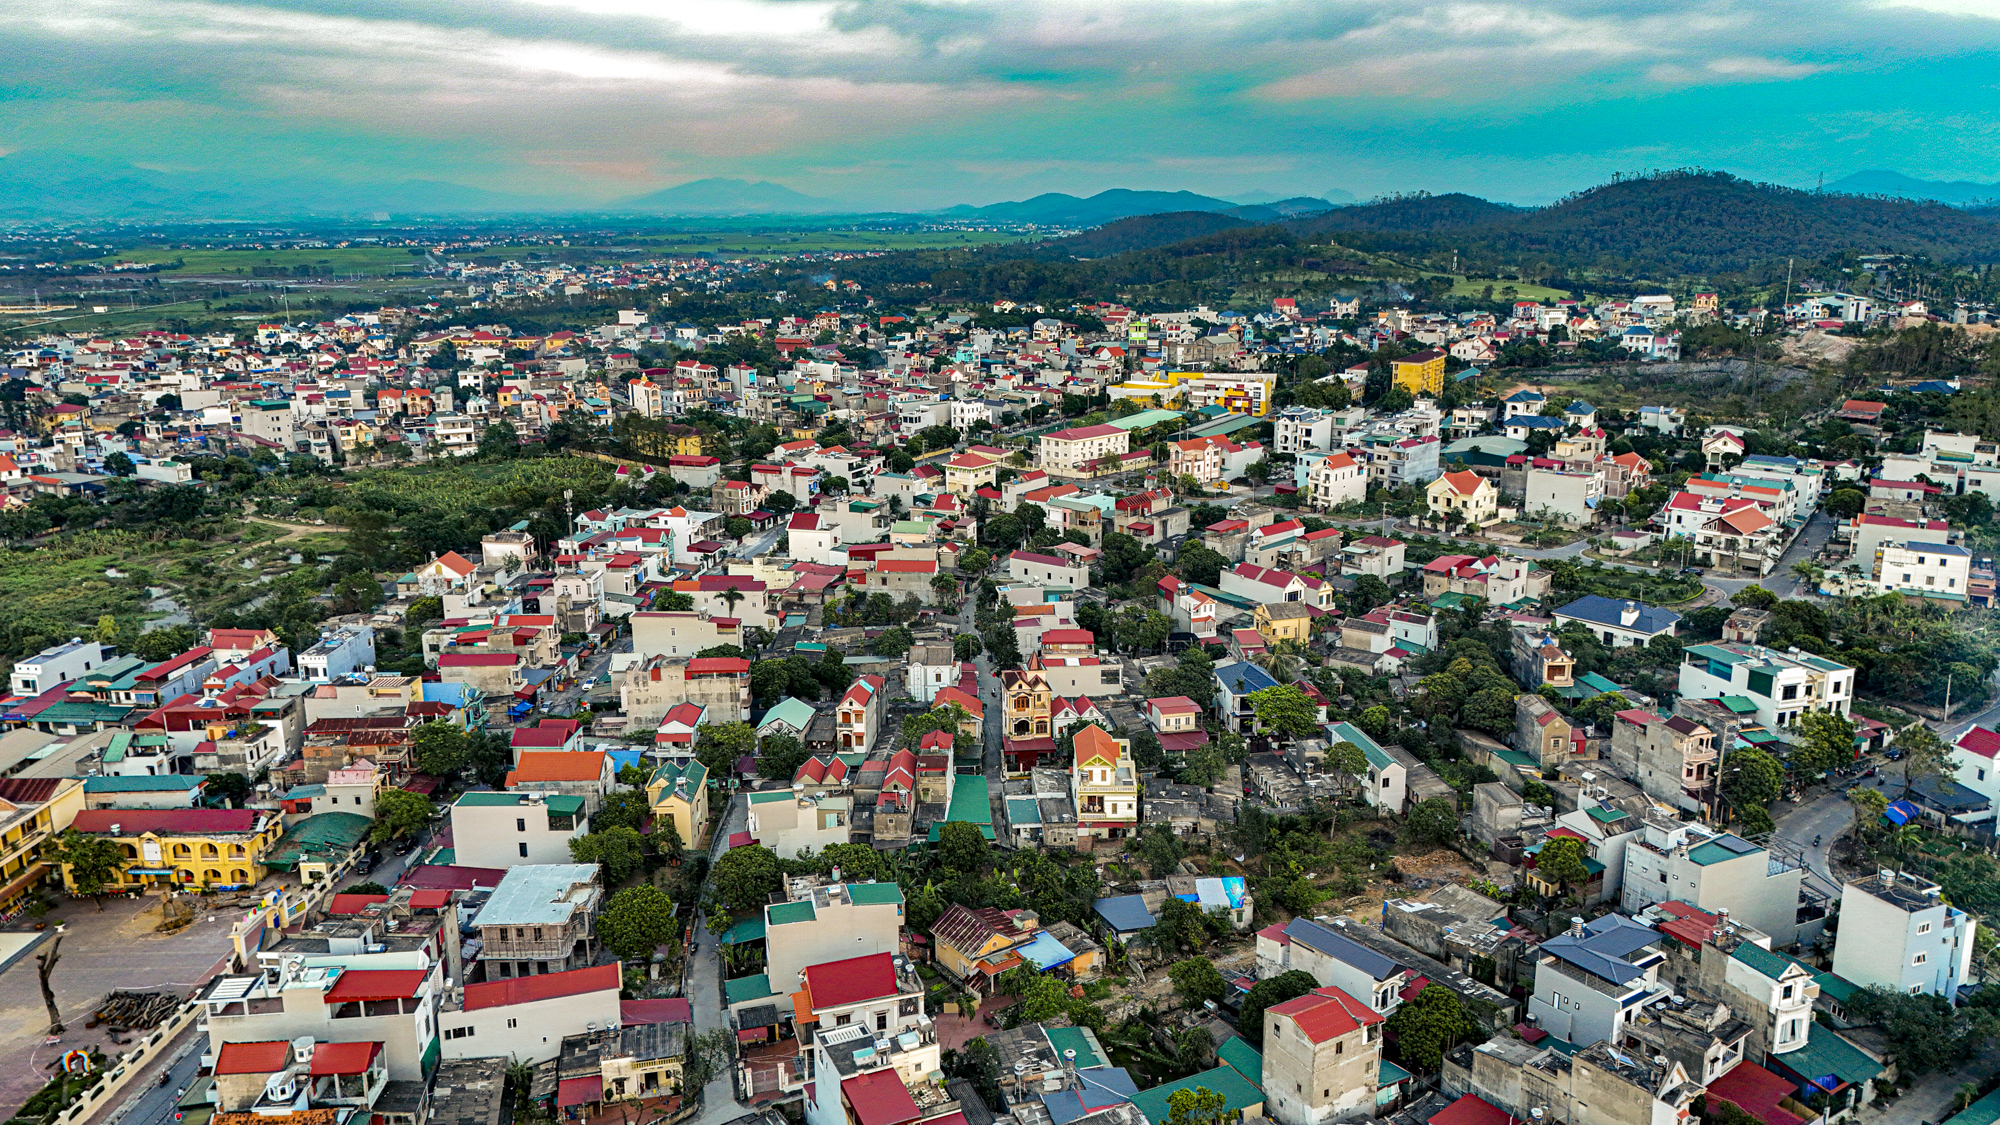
[1813,835,1822,846]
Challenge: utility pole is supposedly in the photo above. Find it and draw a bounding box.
[1945,673,1953,726]
[1783,259,1794,315]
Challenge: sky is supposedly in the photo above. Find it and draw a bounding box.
[10,0,2000,210]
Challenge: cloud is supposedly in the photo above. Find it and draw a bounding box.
[3,0,2000,206]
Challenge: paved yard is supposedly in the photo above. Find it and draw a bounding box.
[0,893,235,1113]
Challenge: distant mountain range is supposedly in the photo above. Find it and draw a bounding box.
[1827,170,2000,206]
[936,188,1339,227]
[614,178,840,214]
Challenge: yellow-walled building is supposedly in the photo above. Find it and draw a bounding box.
[1390,348,1447,396]
[0,777,84,911]
[60,808,284,891]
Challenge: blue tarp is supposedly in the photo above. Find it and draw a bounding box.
[1885,800,1921,825]
[1017,930,1078,970]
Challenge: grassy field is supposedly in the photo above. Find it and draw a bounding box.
[1441,275,1571,301]
[86,246,425,277]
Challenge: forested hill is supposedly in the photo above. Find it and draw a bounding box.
[810,171,2000,307]
[1291,172,2000,275]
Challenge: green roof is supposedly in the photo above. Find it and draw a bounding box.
[1129,1065,1265,1125]
[455,791,533,806]
[1688,644,1749,665]
[1944,1082,2000,1125]
[1493,748,1539,773]
[1585,805,1630,825]
[544,795,584,816]
[720,917,766,945]
[929,774,994,841]
[1688,836,1760,866]
[1781,1028,1883,1090]
[1719,695,1759,714]
[650,758,709,793]
[1045,1026,1108,1070]
[767,900,817,926]
[34,701,134,724]
[1728,941,1808,982]
[84,774,203,793]
[102,731,130,763]
[1328,721,1392,772]
[263,812,372,871]
[1105,409,1185,432]
[1813,971,1859,1004]
[1216,1038,1263,1090]
[1006,797,1043,826]
[749,791,795,805]
[846,882,905,906]
[1576,672,1623,695]
[758,696,817,735]
[723,973,777,1006]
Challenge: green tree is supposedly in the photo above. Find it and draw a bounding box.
[937,820,990,875]
[1895,723,1957,780]
[1845,987,1999,1075]
[465,728,513,788]
[1406,798,1460,845]
[1848,784,1889,834]
[1165,1087,1228,1125]
[1462,688,1517,737]
[1720,747,1784,832]
[1794,710,1857,776]
[48,829,124,909]
[870,626,914,658]
[1137,824,1186,878]
[409,720,469,776]
[954,633,984,661]
[757,733,812,781]
[570,826,646,885]
[696,721,757,784]
[1536,835,1589,893]
[1168,956,1227,1008]
[204,771,252,807]
[94,614,118,648]
[710,844,783,911]
[103,451,136,477]
[598,884,677,962]
[1176,543,1229,587]
[594,788,652,834]
[1249,684,1320,740]
[1386,984,1478,1071]
[1239,970,1319,1047]
[1327,741,1368,785]
[370,789,436,843]
[1002,967,1068,1023]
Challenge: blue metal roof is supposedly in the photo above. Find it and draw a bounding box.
[1554,594,1682,635]
[1215,661,1280,697]
[1094,894,1158,934]
[1282,918,1400,980]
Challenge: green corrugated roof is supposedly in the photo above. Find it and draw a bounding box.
[1813,971,1859,1004]
[1217,1038,1263,1090]
[757,696,817,735]
[84,774,203,792]
[929,774,994,841]
[263,812,372,871]
[1006,797,1043,826]
[846,882,904,906]
[1780,1028,1883,1090]
[545,795,585,816]
[1045,1026,1108,1070]
[102,731,131,763]
[1378,1059,1412,1087]
[1945,1086,2000,1125]
[1105,409,1185,432]
[1585,805,1630,824]
[1688,645,1749,664]
[1328,721,1392,772]
[1728,941,1806,982]
[767,900,817,926]
[1688,837,1759,866]
[1494,748,1539,773]
[723,974,777,1006]
[748,791,794,805]
[1129,1064,1264,1125]
[1720,695,1759,713]
[456,791,533,806]
[720,917,766,945]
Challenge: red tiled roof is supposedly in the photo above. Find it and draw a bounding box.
[803,952,897,1009]
[1959,726,2000,761]
[686,657,751,674]
[1429,1094,1520,1125]
[72,809,260,835]
[327,893,390,915]
[215,1041,292,1075]
[324,969,427,1003]
[842,1070,923,1125]
[1266,985,1384,1043]
[506,751,607,784]
[308,1041,382,1076]
[439,653,518,667]
[463,963,620,1011]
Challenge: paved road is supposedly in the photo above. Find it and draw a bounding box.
[679,794,750,1125]
[1773,760,1905,899]
[95,1029,203,1125]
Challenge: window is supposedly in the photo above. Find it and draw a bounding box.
[516,818,527,832]
[1782,985,1793,1000]
[1914,953,1928,965]
[1334,1042,1343,1055]
[445,1027,474,1040]
[518,842,529,858]
[1918,922,1933,935]
[507,1018,519,1028]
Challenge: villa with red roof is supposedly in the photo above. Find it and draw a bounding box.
[1072,724,1137,842]
[799,952,942,1125]
[1262,985,1386,1124]
[1038,423,1129,474]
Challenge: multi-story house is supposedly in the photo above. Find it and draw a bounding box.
[1527,914,1670,1046]
[449,792,586,868]
[644,759,709,849]
[1214,661,1281,734]
[1514,694,1579,768]
[1001,667,1053,741]
[1261,986,1385,1125]
[1419,554,1547,606]
[1389,348,1446,396]
[1872,540,1972,603]
[1677,642,1853,731]
[836,674,886,753]
[1272,406,1337,454]
[1620,816,1809,946]
[799,953,947,1125]
[1305,452,1366,512]
[1354,432,1440,487]
[438,963,621,1065]
[1071,724,1138,843]
[1833,868,1975,999]
[200,961,444,1083]
[469,864,601,980]
[0,777,82,913]
[1607,709,1717,815]
[1426,470,1498,527]
[1258,918,1413,1016]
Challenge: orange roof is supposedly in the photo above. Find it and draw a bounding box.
[1267,985,1385,1042]
[505,750,608,785]
[1438,470,1486,496]
[1074,724,1120,769]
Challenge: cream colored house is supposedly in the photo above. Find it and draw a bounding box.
[1426,469,1498,527]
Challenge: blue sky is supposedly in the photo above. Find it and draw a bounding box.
[9,0,2000,209]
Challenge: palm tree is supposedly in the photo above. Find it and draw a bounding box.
[1890,823,1925,871]
[718,584,745,619]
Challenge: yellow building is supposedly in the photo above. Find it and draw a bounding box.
[670,431,704,456]
[1426,469,1500,527]
[645,758,711,849]
[60,808,284,891]
[1390,348,1447,396]
[1253,602,1315,646]
[1106,371,1276,416]
[0,778,83,911]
